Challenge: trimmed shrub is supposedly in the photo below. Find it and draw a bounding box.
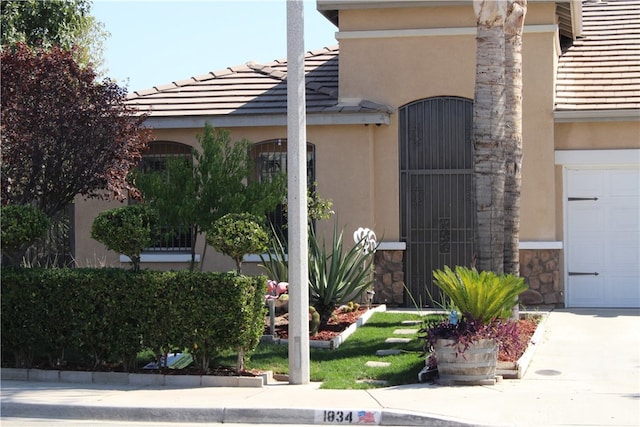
[0,268,266,373]
[207,213,269,273]
[91,204,158,271]
[0,204,51,265]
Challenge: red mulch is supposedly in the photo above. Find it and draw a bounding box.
[265,307,368,341]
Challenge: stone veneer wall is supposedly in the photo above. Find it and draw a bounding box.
[373,248,564,309]
[519,249,564,308]
[373,250,405,306]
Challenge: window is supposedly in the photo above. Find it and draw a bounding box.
[137,141,193,253]
[251,139,316,240]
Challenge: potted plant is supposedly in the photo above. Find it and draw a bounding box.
[420,266,528,385]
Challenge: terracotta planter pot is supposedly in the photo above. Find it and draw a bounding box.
[434,338,498,385]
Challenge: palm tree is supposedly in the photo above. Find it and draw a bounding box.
[472,0,507,273]
[504,0,527,276]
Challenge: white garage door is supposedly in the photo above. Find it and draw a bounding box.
[566,167,640,308]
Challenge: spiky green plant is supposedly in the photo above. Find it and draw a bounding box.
[258,223,288,283]
[308,222,376,325]
[432,266,527,324]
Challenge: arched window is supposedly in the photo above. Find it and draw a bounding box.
[136,141,193,252]
[251,139,316,239]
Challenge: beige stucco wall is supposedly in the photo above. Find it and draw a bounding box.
[74,195,125,268]
[336,3,560,242]
[555,121,640,150]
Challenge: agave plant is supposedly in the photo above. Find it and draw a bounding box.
[258,223,289,283]
[308,222,377,326]
[432,266,528,324]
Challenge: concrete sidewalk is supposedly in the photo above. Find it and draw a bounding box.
[2,309,639,426]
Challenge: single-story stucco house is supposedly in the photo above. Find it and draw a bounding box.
[74,0,640,309]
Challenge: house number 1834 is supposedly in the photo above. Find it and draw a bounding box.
[323,410,353,423]
[315,409,380,425]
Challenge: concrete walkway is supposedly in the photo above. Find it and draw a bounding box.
[1,309,639,426]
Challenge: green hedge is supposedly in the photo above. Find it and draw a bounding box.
[0,268,266,372]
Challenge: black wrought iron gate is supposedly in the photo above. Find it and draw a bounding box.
[400,97,475,307]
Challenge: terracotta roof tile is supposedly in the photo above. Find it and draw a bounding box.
[556,0,640,111]
[126,46,388,121]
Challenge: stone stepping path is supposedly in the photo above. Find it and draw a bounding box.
[393,328,419,335]
[385,337,412,344]
[365,361,391,368]
[362,317,423,386]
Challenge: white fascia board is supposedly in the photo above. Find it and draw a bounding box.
[555,149,640,166]
[120,253,201,263]
[554,109,640,123]
[336,25,556,40]
[143,112,390,129]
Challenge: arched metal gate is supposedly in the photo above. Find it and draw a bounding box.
[399,97,475,307]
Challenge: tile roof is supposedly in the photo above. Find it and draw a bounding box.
[126,46,393,126]
[555,0,640,111]
[128,1,638,125]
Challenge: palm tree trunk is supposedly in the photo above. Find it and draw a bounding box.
[473,0,507,273]
[505,0,527,320]
[504,0,527,277]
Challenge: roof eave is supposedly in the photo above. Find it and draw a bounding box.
[142,112,391,129]
[554,109,640,123]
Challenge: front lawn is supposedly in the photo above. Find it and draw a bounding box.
[218,311,435,389]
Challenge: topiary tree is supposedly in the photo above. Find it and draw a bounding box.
[90,204,158,272]
[206,213,269,274]
[0,204,51,266]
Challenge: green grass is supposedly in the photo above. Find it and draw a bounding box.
[217,312,444,389]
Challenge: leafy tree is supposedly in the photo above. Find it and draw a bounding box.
[194,125,285,225]
[133,156,199,268]
[1,43,152,218]
[0,0,108,70]
[0,204,51,266]
[91,204,158,272]
[207,213,269,274]
[135,124,285,271]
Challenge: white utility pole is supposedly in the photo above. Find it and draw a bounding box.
[286,0,310,385]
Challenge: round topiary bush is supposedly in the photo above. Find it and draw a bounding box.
[91,204,158,271]
[0,204,51,265]
[207,213,269,273]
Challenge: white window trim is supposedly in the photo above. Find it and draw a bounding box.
[120,253,201,263]
[519,241,563,250]
[243,241,407,263]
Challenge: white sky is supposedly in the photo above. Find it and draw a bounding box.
[91,0,338,92]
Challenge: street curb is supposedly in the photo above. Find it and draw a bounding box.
[0,402,489,426]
